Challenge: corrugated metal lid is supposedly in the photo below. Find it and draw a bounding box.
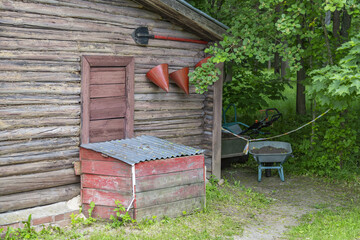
[80,135,204,165]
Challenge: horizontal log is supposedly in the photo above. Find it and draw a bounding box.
[204,106,214,112]
[0,95,80,105]
[134,93,204,101]
[0,126,79,141]
[134,55,201,67]
[135,196,204,220]
[0,149,79,166]
[204,117,213,125]
[0,168,79,196]
[0,49,201,67]
[28,0,158,19]
[134,109,204,121]
[205,94,214,100]
[0,49,79,62]
[134,101,204,111]
[0,25,204,51]
[0,7,200,40]
[0,137,79,155]
[204,125,213,132]
[134,118,203,126]
[0,158,77,177]
[0,71,80,82]
[0,37,200,58]
[134,82,197,94]
[134,121,202,131]
[136,182,204,208]
[134,127,203,138]
[204,110,213,116]
[0,59,79,72]
[0,0,186,33]
[0,183,80,213]
[0,82,80,95]
[81,0,141,8]
[163,136,203,147]
[0,105,80,118]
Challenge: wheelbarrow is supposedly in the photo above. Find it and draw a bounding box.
[222,104,282,137]
[249,141,292,182]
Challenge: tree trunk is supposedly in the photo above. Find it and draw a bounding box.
[296,32,306,115]
[274,4,282,76]
[296,61,306,115]
[333,10,340,46]
[340,9,351,41]
[281,60,289,82]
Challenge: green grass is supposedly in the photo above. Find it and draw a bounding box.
[0,181,272,240]
[285,206,360,240]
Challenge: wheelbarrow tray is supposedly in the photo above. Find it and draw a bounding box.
[249,141,292,182]
[249,141,292,163]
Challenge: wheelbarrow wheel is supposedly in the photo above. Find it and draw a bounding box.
[265,163,272,177]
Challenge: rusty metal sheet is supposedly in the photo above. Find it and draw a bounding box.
[80,135,204,165]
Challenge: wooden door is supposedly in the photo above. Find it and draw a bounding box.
[81,56,134,144]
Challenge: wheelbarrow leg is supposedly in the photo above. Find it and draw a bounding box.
[278,165,285,182]
[258,165,262,182]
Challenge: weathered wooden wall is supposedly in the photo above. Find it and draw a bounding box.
[0,0,215,214]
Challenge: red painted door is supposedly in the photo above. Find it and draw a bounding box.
[81,56,134,144]
[89,67,126,143]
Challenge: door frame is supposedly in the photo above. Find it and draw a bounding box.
[81,55,135,144]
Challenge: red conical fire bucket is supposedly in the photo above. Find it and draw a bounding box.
[146,64,169,92]
[169,67,189,95]
[195,56,211,69]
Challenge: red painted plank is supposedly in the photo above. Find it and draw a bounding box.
[80,148,119,162]
[81,174,131,193]
[136,182,205,208]
[90,68,126,84]
[135,197,204,220]
[90,84,125,98]
[89,118,125,143]
[81,160,131,177]
[136,168,204,192]
[83,204,133,219]
[135,155,204,177]
[90,97,126,120]
[82,188,132,207]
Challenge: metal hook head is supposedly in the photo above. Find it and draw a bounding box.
[131,26,150,45]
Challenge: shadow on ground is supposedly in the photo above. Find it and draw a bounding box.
[222,166,360,240]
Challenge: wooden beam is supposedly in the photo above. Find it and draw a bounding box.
[133,0,227,41]
[212,63,224,179]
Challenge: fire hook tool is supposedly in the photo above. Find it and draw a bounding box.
[131,26,208,45]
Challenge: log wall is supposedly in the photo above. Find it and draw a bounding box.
[0,0,215,214]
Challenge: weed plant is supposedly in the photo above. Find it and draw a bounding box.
[286,206,360,240]
[0,180,272,240]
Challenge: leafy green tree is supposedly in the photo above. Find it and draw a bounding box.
[189,0,359,115]
[189,0,360,175]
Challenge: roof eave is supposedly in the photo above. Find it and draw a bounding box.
[133,0,228,41]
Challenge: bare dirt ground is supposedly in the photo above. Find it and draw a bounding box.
[222,166,360,240]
